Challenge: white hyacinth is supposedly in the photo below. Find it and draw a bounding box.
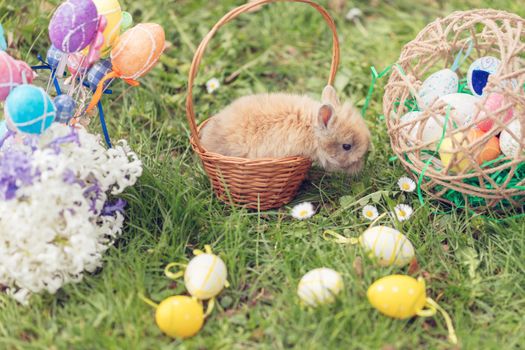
[0,124,142,304]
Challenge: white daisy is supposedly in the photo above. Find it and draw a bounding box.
[362,205,379,221]
[291,202,315,220]
[206,78,221,94]
[394,204,413,222]
[398,176,416,192]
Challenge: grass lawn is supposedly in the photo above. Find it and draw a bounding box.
[1,0,525,349]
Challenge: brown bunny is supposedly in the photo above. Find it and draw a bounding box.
[199,85,371,174]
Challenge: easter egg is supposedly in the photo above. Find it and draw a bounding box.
[87,59,113,90]
[184,253,228,300]
[475,93,514,132]
[400,111,445,147]
[93,0,122,53]
[439,132,471,173]
[467,56,500,97]
[418,69,458,109]
[359,226,415,267]
[155,296,204,339]
[53,95,77,124]
[467,129,501,164]
[439,93,480,126]
[121,12,133,31]
[46,45,66,70]
[48,0,99,53]
[0,52,35,101]
[4,85,55,134]
[367,275,427,319]
[111,23,165,80]
[297,268,343,307]
[499,119,523,158]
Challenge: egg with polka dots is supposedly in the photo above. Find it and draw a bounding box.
[367,275,427,319]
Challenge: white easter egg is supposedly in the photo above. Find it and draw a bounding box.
[184,253,228,300]
[400,111,445,147]
[439,93,481,126]
[359,226,415,267]
[297,268,343,307]
[499,119,523,157]
[418,69,459,109]
[467,56,501,97]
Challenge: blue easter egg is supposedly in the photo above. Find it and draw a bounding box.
[4,85,56,134]
[87,59,113,91]
[467,56,500,97]
[46,45,66,69]
[53,94,77,124]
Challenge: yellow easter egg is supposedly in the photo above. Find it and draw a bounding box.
[155,296,204,339]
[359,226,415,267]
[94,0,123,53]
[184,253,228,300]
[297,268,343,306]
[439,132,471,173]
[367,275,426,319]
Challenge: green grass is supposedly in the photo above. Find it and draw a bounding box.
[1,0,525,349]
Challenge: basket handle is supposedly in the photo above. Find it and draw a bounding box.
[185,0,341,152]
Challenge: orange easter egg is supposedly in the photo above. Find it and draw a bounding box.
[111,23,165,80]
[468,129,501,164]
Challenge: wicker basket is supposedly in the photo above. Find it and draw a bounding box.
[383,9,525,212]
[185,0,340,210]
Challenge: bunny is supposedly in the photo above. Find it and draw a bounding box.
[199,85,371,174]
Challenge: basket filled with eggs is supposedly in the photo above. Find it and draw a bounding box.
[383,9,525,213]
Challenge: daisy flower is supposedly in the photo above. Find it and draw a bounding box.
[206,78,221,94]
[398,176,416,192]
[291,202,315,220]
[362,205,379,221]
[394,204,413,222]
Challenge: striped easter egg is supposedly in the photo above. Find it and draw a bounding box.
[0,52,34,101]
[184,253,227,300]
[48,0,99,53]
[4,85,56,134]
[359,226,415,267]
[111,23,165,80]
[297,268,343,306]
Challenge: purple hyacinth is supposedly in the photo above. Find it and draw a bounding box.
[0,150,36,200]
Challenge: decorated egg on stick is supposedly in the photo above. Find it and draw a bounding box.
[4,85,55,134]
[92,0,123,53]
[297,268,343,307]
[467,56,500,97]
[53,95,77,124]
[85,23,166,112]
[0,52,35,101]
[155,296,204,339]
[48,0,100,53]
[417,69,458,109]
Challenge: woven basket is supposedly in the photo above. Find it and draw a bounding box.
[383,9,525,212]
[186,0,340,210]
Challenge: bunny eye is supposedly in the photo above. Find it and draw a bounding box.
[342,144,352,151]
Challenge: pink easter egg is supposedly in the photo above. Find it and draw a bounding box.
[0,51,35,101]
[67,52,91,76]
[475,93,514,132]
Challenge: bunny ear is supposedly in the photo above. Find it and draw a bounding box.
[322,85,340,106]
[318,104,334,128]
